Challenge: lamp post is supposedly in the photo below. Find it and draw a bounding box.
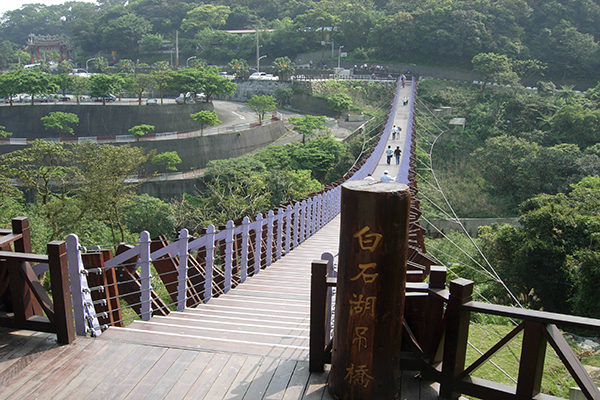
[85,57,96,73]
[338,45,344,68]
[257,55,267,73]
[186,56,196,68]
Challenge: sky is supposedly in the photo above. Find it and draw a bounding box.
[0,0,97,16]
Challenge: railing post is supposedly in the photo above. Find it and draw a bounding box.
[322,251,336,344]
[177,229,189,311]
[12,217,31,253]
[293,203,300,249]
[47,241,75,344]
[285,205,292,255]
[516,320,547,398]
[266,211,274,267]
[139,231,152,321]
[300,200,307,243]
[240,216,250,283]
[329,181,411,399]
[224,220,234,292]
[204,225,215,301]
[66,234,100,337]
[310,259,329,372]
[424,266,447,363]
[254,214,263,275]
[275,208,283,261]
[440,278,474,400]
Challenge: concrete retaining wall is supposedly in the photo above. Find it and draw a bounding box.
[135,120,286,172]
[0,102,212,138]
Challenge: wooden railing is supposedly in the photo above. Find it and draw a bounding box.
[0,217,75,344]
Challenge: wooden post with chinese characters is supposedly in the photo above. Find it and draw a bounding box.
[329,181,411,399]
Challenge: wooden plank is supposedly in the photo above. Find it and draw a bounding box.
[163,351,216,399]
[302,367,330,400]
[13,339,109,400]
[1,338,93,399]
[242,357,281,399]
[264,359,298,400]
[59,343,142,399]
[223,355,264,400]
[53,339,134,399]
[119,348,183,400]
[83,345,157,400]
[282,362,311,400]
[143,350,200,400]
[204,354,249,400]
[149,315,309,335]
[183,353,232,399]
[0,330,55,374]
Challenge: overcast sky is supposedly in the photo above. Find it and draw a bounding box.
[0,1,97,16]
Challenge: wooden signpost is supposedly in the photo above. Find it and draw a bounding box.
[329,180,411,399]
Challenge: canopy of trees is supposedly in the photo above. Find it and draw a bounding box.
[0,0,598,80]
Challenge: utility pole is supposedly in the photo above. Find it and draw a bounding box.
[175,30,179,67]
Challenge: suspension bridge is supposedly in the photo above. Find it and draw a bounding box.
[2,78,600,400]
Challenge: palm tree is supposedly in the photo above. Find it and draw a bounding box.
[272,57,295,81]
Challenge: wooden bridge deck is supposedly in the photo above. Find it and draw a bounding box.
[0,216,441,400]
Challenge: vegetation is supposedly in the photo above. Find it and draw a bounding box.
[41,112,79,137]
[246,95,277,122]
[128,124,155,141]
[190,110,221,134]
[417,78,600,319]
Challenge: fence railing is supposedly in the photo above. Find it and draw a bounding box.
[0,217,75,344]
[65,77,405,337]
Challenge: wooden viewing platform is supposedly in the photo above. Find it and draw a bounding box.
[0,214,441,399]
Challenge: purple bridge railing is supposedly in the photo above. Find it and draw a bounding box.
[66,78,417,337]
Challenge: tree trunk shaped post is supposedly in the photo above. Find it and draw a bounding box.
[328,181,411,399]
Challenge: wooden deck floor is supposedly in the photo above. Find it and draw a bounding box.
[0,215,441,399]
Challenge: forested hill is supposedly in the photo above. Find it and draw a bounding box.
[1,0,599,81]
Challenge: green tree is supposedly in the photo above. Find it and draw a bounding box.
[247,95,277,122]
[190,110,221,135]
[56,60,73,74]
[71,76,90,105]
[0,70,23,106]
[140,33,164,52]
[102,14,153,54]
[0,40,15,70]
[152,151,182,172]
[274,86,294,107]
[41,112,80,138]
[289,115,327,144]
[201,68,237,102]
[118,59,136,74]
[472,52,516,91]
[181,5,230,34]
[121,194,177,238]
[128,124,155,141]
[19,70,58,105]
[327,93,352,118]
[227,58,249,78]
[272,56,295,81]
[52,73,73,97]
[89,74,124,105]
[91,57,109,73]
[150,70,173,104]
[0,126,12,138]
[124,73,153,105]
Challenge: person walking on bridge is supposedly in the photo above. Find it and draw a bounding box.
[386,146,393,165]
[394,146,402,164]
[380,170,394,182]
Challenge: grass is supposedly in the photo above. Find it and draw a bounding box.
[464,320,600,398]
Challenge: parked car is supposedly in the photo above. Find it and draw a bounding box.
[219,71,236,80]
[92,94,117,102]
[249,72,279,81]
[175,92,205,104]
[146,98,158,105]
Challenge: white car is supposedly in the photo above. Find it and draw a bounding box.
[175,92,206,104]
[249,72,279,81]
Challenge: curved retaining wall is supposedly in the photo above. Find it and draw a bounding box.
[0,102,213,138]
